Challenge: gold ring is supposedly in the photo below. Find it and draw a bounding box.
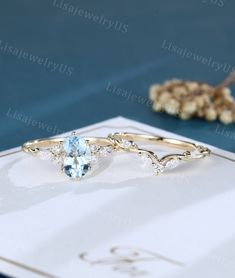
[22,132,211,180]
[22,132,114,180]
[108,132,211,175]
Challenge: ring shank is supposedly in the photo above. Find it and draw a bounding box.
[22,137,112,154]
[112,133,198,151]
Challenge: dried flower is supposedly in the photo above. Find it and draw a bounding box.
[149,85,161,101]
[152,101,162,112]
[149,72,235,125]
[165,99,180,115]
[205,107,217,121]
[158,91,171,103]
[181,101,197,115]
[179,112,191,120]
[219,110,233,124]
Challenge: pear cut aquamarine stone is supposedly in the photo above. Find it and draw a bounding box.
[62,135,91,179]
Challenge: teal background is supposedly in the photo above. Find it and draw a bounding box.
[0,0,235,156]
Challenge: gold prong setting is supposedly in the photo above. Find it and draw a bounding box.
[33,134,115,180]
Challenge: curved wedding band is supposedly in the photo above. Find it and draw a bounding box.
[108,132,211,174]
[22,132,115,180]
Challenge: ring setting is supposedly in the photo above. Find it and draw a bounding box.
[22,132,114,180]
[22,132,211,181]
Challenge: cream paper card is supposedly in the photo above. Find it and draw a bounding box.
[0,117,235,278]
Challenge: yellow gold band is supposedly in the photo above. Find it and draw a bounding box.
[108,132,211,174]
[22,135,112,155]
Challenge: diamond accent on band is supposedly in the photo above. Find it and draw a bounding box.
[140,153,152,167]
[49,144,63,165]
[50,145,62,155]
[119,139,138,150]
[189,150,201,158]
[165,158,180,169]
[98,146,113,157]
[152,163,165,175]
[62,135,91,179]
[89,145,98,164]
[139,153,165,175]
[90,144,99,154]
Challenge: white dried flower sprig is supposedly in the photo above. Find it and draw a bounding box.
[149,72,235,125]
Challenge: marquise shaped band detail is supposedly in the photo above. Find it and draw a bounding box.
[22,132,211,181]
[107,132,211,175]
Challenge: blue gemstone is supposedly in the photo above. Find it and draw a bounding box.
[63,156,90,178]
[63,135,91,179]
[63,135,88,156]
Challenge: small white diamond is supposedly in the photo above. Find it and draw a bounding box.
[120,140,132,149]
[99,146,112,157]
[38,150,53,161]
[165,158,179,169]
[140,153,152,167]
[153,163,165,175]
[90,144,98,153]
[50,145,61,155]
[190,150,200,158]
